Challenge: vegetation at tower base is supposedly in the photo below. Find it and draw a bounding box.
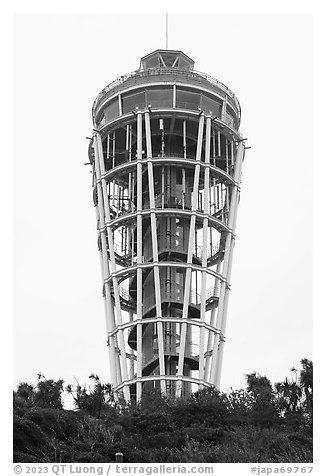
[13,359,313,463]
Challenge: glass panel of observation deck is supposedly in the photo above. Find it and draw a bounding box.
[201,94,222,117]
[176,88,201,112]
[122,90,146,114]
[103,98,119,122]
[147,86,173,109]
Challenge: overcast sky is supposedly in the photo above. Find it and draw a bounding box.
[13,12,313,398]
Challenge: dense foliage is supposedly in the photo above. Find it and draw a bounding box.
[13,360,313,463]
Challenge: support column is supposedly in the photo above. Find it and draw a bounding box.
[222,96,227,123]
[95,133,131,402]
[107,133,110,169]
[94,184,118,394]
[183,120,187,159]
[136,112,143,401]
[204,259,222,382]
[112,131,116,168]
[209,141,244,387]
[217,130,221,157]
[199,116,211,387]
[176,113,205,398]
[145,111,166,395]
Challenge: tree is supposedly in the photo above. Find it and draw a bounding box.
[245,372,279,427]
[246,373,273,398]
[299,358,313,415]
[66,374,114,418]
[13,361,313,463]
[14,383,36,415]
[34,375,64,409]
[14,375,64,413]
[275,377,302,414]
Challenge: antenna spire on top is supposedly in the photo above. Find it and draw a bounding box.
[165,13,168,50]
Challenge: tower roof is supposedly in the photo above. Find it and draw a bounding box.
[139,49,195,71]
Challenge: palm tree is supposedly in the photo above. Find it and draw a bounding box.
[14,382,36,409]
[299,358,313,414]
[275,377,302,413]
[66,375,114,418]
[246,372,273,400]
[34,377,64,409]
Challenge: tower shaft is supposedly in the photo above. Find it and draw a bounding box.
[89,50,245,401]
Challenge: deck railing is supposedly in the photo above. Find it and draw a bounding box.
[93,67,241,119]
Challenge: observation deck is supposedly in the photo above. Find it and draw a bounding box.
[92,49,241,133]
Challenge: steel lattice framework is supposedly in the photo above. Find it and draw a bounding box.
[88,50,246,401]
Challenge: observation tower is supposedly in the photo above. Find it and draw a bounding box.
[88,49,246,401]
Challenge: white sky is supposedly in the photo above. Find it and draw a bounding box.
[13,12,314,396]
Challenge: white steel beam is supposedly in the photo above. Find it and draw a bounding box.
[95,207,118,393]
[108,316,221,337]
[226,137,229,175]
[199,116,211,386]
[176,113,205,398]
[93,138,118,394]
[95,133,131,402]
[209,141,244,387]
[222,96,227,123]
[112,131,116,169]
[183,120,186,159]
[214,146,244,388]
[136,112,143,402]
[204,259,222,382]
[145,111,166,395]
